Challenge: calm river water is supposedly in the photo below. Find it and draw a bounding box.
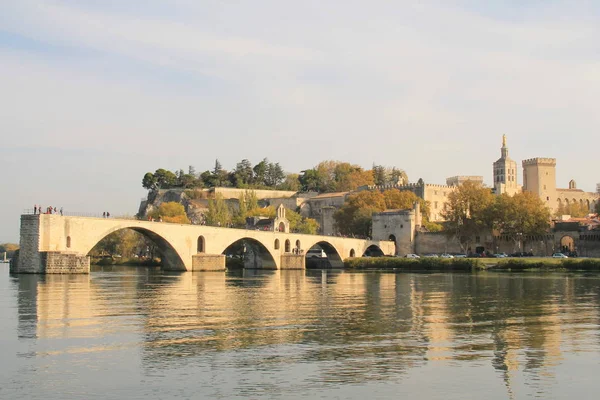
[2,264,600,399]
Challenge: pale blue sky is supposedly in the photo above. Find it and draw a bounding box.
[1,0,599,242]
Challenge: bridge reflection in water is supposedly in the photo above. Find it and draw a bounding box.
[7,267,600,399]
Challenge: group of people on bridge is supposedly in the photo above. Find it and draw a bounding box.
[33,205,62,216]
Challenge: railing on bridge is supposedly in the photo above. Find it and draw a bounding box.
[22,209,133,219]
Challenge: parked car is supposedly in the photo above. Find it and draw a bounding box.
[552,253,568,259]
[454,254,467,258]
[405,254,420,259]
[440,254,454,259]
[493,253,508,258]
[423,254,439,258]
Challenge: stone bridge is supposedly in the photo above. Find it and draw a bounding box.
[11,215,395,274]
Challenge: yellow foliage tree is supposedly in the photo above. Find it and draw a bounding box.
[150,202,190,224]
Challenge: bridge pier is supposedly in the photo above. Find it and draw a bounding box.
[191,254,226,271]
[280,254,305,270]
[11,215,90,274]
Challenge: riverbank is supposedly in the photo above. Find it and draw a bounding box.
[91,256,161,266]
[344,257,600,272]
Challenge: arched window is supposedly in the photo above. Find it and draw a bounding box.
[66,236,71,248]
[197,236,205,253]
[285,239,291,253]
[350,249,356,257]
[274,239,280,250]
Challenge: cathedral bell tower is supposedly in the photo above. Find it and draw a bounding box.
[493,135,519,196]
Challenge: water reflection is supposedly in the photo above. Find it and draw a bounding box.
[5,268,600,399]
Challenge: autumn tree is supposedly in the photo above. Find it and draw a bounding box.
[441,181,494,252]
[149,202,190,224]
[0,243,19,258]
[300,161,374,193]
[333,191,386,237]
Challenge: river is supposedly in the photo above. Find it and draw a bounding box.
[1,264,600,399]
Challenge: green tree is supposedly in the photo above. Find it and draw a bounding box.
[299,168,326,192]
[441,181,494,252]
[487,192,551,251]
[253,158,269,186]
[142,172,157,190]
[280,173,300,191]
[265,162,286,187]
[154,169,177,189]
[284,208,319,234]
[206,193,232,226]
[372,164,387,186]
[200,170,213,187]
[234,159,254,186]
[211,159,229,187]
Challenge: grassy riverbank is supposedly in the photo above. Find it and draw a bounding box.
[344,257,600,272]
[344,257,485,271]
[489,258,600,271]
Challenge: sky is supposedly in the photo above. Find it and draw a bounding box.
[1,0,599,242]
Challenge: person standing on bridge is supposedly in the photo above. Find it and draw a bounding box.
[33,205,37,215]
[60,207,63,216]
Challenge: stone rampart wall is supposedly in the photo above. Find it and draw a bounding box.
[415,232,463,254]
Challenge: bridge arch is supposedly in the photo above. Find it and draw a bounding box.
[363,244,384,257]
[220,237,278,270]
[305,240,344,268]
[86,226,187,271]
